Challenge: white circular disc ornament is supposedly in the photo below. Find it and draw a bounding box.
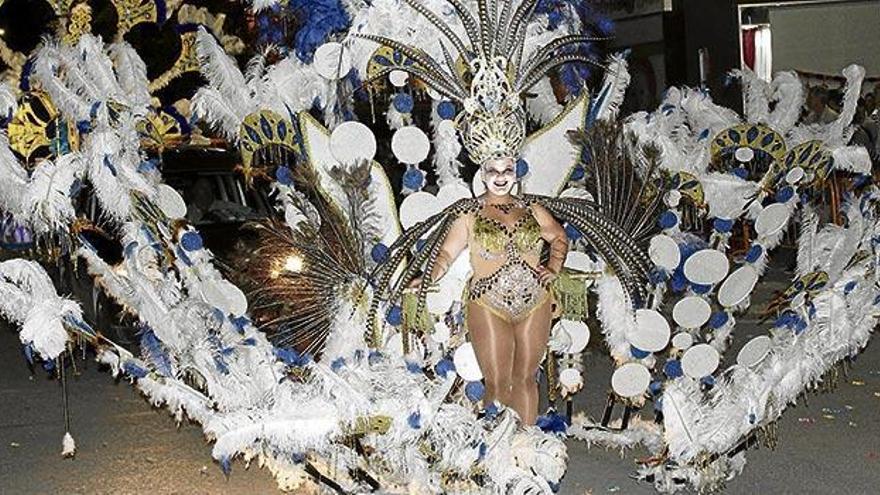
[611,363,651,398]
[453,343,483,381]
[564,251,595,272]
[313,42,352,80]
[426,285,453,315]
[553,319,590,353]
[717,265,759,307]
[432,320,450,343]
[560,188,593,201]
[388,69,409,87]
[330,121,377,164]
[737,335,772,367]
[735,146,755,163]
[785,167,805,184]
[681,344,720,378]
[391,126,430,164]
[157,184,187,219]
[683,249,729,285]
[672,297,712,328]
[755,203,790,236]
[436,183,472,209]
[399,191,440,229]
[559,368,583,389]
[630,309,671,352]
[649,235,680,271]
[671,332,694,350]
[665,189,682,207]
[202,280,248,316]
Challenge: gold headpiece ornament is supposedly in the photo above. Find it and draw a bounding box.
[356,0,606,164]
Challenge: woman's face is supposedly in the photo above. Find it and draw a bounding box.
[482,157,516,196]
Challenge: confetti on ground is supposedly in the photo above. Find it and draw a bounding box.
[607,486,620,492]
[848,421,858,428]
[844,404,854,411]
[798,417,816,424]
[822,414,836,420]
[10,442,19,448]
[852,380,866,386]
[873,392,880,397]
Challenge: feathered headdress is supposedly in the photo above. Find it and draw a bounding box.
[355,0,604,164]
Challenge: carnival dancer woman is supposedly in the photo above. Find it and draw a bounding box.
[362,0,659,425]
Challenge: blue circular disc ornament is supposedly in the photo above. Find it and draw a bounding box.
[386,305,403,326]
[402,167,425,190]
[371,243,389,263]
[709,311,729,328]
[631,346,650,359]
[516,158,529,178]
[437,100,456,120]
[393,93,414,113]
[465,381,485,402]
[713,217,734,233]
[659,211,678,229]
[745,244,763,263]
[180,232,203,251]
[276,166,294,185]
[776,186,794,203]
[664,359,683,378]
[570,166,585,181]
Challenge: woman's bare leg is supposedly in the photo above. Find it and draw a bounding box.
[466,303,515,409]
[510,301,553,425]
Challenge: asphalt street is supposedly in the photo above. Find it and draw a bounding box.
[1,260,879,494]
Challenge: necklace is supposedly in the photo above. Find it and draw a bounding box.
[486,201,520,214]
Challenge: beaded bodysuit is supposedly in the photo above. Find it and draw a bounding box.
[467,204,550,322]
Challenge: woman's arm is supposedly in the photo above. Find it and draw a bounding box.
[426,213,470,283]
[531,204,569,278]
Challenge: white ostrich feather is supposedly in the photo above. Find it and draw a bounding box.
[767,71,804,133]
[595,53,630,122]
[195,27,256,122]
[731,68,769,123]
[109,41,151,111]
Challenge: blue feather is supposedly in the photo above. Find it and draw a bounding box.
[139,327,173,376]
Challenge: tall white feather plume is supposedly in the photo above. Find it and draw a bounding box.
[195,27,256,122]
[0,131,27,216]
[0,259,82,360]
[76,35,124,100]
[525,77,563,125]
[826,64,865,147]
[595,53,630,122]
[33,42,93,121]
[24,154,83,234]
[767,71,803,133]
[109,41,151,111]
[192,87,246,142]
[731,68,769,123]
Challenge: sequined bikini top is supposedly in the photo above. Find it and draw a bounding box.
[473,207,543,256]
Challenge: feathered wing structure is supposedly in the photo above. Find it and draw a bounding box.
[534,121,662,306]
[249,162,367,355]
